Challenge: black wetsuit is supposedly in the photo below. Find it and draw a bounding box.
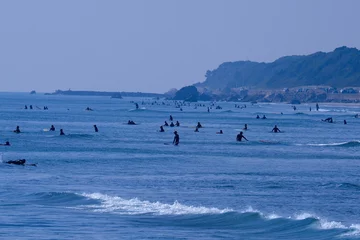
[6,159,26,165]
[173,133,179,145]
[236,133,248,142]
[272,127,280,133]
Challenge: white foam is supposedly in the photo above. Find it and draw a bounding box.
[81,193,233,215]
[294,212,316,220]
[306,140,360,147]
[79,193,360,235]
[266,213,281,220]
[293,213,357,232]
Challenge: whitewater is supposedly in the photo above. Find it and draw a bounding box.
[1,93,360,239]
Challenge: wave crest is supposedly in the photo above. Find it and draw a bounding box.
[80,193,233,215]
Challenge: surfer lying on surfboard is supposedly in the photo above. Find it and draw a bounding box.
[0,141,10,146]
[5,159,37,166]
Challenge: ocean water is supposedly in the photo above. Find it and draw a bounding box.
[1,92,360,239]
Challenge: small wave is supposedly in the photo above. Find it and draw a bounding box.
[28,192,94,206]
[65,134,94,139]
[80,193,232,215]
[76,193,360,236]
[306,140,360,147]
[319,182,360,190]
[128,108,147,112]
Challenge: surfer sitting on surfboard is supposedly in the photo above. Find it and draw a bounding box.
[236,132,248,142]
[14,126,21,133]
[50,125,55,131]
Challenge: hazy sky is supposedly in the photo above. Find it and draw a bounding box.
[0,0,359,93]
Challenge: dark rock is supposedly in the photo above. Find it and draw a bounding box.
[173,86,199,102]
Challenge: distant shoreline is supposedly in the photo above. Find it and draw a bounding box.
[43,90,165,98]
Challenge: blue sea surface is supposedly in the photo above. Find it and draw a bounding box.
[1,93,360,239]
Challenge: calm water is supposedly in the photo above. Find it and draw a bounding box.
[1,93,360,239]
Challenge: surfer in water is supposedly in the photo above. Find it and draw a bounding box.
[256,115,260,119]
[322,117,333,123]
[216,130,223,134]
[5,159,36,166]
[164,121,169,126]
[94,125,98,132]
[173,131,179,146]
[14,126,21,133]
[170,115,173,121]
[50,125,55,131]
[170,122,175,127]
[272,125,281,133]
[0,141,10,146]
[159,126,165,132]
[243,124,248,130]
[60,129,65,135]
[262,115,267,119]
[5,159,26,165]
[196,122,202,128]
[175,121,180,127]
[344,120,347,125]
[236,131,248,142]
[128,120,136,125]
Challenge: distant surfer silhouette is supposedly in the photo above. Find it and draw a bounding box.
[173,131,179,145]
[236,131,248,142]
[272,125,281,133]
[14,126,21,133]
[322,117,333,123]
[0,141,10,146]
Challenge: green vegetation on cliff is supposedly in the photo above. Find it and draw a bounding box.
[198,46,360,90]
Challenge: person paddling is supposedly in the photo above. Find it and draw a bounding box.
[272,125,281,133]
[236,131,248,142]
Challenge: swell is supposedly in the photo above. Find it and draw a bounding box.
[17,191,360,238]
[305,140,360,147]
[76,192,359,237]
